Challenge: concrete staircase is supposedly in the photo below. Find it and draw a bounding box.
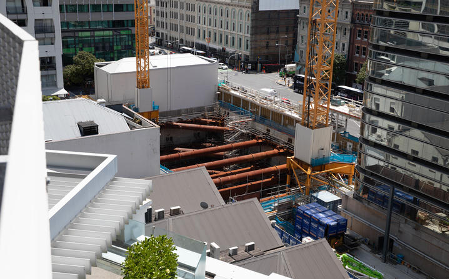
[51,177,151,279]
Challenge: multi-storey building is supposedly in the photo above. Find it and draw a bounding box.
[346,0,373,88]
[155,0,298,68]
[347,0,449,277]
[296,0,351,73]
[1,0,65,95]
[59,0,136,65]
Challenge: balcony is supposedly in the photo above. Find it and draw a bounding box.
[35,26,55,34]
[6,6,27,14]
[40,63,56,71]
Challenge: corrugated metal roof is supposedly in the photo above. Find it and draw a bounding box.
[99,54,213,74]
[148,198,283,252]
[236,239,349,279]
[43,98,129,141]
[148,167,225,214]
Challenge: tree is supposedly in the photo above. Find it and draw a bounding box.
[42,95,60,101]
[355,61,368,85]
[63,51,104,87]
[328,54,346,86]
[122,235,178,279]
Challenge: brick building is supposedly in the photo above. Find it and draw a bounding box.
[346,0,373,88]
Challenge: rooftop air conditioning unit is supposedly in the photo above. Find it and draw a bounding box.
[245,242,255,252]
[210,242,220,259]
[228,246,238,256]
[77,121,98,136]
[170,206,181,216]
[155,208,164,221]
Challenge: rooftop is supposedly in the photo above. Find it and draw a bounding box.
[147,198,284,253]
[97,53,215,74]
[43,98,130,141]
[236,238,350,279]
[141,167,225,216]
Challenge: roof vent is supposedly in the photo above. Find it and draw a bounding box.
[145,206,153,224]
[200,201,208,209]
[77,121,98,136]
[170,206,181,216]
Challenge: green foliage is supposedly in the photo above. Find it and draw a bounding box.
[42,95,61,101]
[122,235,178,279]
[355,61,368,84]
[328,54,347,85]
[63,51,104,87]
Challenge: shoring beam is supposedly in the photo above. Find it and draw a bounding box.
[219,177,278,201]
[160,139,262,162]
[171,149,285,172]
[163,122,233,132]
[210,166,255,179]
[213,164,288,187]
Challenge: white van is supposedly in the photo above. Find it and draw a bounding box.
[260,88,279,102]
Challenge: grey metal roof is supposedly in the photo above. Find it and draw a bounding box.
[236,239,349,279]
[147,198,283,252]
[43,98,129,141]
[147,167,225,214]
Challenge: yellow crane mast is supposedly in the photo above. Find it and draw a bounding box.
[134,0,150,89]
[302,0,340,129]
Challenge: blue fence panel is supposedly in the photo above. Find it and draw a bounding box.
[160,165,173,173]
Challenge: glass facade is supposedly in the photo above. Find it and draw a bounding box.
[61,29,135,64]
[357,1,449,228]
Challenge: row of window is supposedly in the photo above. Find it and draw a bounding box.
[60,20,135,30]
[59,4,134,13]
[373,0,449,16]
[195,28,249,51]
[355,13,371,23]
[157,18,250,35]
[301,5,349,20]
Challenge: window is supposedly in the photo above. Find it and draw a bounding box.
[357,29,361,39]
[245,39,249,50]
[225,35,228,45]
[335,42,338,50]
[220,8,223,17]
[432,156,439,163]
[355,45,360,55]
[356,13,359,21]
[239,23,242,33]
[300,50,304,58]
[246,25,249,34]
[342,43,345,52]
[411,149,419,156]
[232,22,235,31]
[266,41,269,49]
[371,126,377,134]
[238,37,242,49]
[214,32,216,42]
[362,46,367,56]
[361,14,365,21]
[231,36,235,47]
[220,20,223,28]
[276,27,279,34]
[354,62,358,71]
[303,6,306,13]
[226,21,228,30]
[389,103,395,113]
[343,28,347,36]
[345,11,348,19]
[302,21,305,30]
[219,33,222,44]
[364,30,368,40]
[301,35,304,44]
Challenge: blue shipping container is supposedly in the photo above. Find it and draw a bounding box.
[274,226,283,239]
[282,233,290,244]
[302,218,310,233]
[295,231,302,241]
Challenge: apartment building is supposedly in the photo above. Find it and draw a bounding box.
[58,0,136,65]
[155,0,298,68]
[346,0,373,87]
[296,0,351,74]
[1,0,65,95]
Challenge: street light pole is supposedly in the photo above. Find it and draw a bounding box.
[227,53,239,82]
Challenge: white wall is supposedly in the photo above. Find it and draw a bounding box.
[294,124,332,164]
[96,59,218,112]
[46,127,161,178]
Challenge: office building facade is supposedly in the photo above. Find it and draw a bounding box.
[1,0,65,95]
[296,0,352,71]
[155,0,297,67]
[353,0,449,277]
[59,0,136,65]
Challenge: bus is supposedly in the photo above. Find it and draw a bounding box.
[293,74,315,93]
[180,46,193,53]
[335,85,363,101]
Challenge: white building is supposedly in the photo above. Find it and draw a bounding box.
[155,0,252,58]
[43,98,161,178]
[1,0,65,95]
[94,53,218,113]
[296,0,352,69]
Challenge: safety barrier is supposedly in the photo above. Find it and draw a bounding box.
[310,153,357,167]
[160,165,173,174]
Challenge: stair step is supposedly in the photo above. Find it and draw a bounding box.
[65,228,112,247]
[52,255,91,275]
[83,207,131,221]
[75,217,121,235]
[80,212,125,224]
[52,241,103,258]
[52,271,79,279]
[71,223,117,241]
[59,235,108,252]
[52,263,86,279]
[51,248,96,267]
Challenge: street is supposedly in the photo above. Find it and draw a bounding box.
[218,68,361,137]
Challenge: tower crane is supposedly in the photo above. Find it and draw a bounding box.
[285,0,355,196]
[133,0,159,121]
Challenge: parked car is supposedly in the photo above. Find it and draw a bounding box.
[149,45,155,49]
[219,63,228,70]
[281,98,291,105]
